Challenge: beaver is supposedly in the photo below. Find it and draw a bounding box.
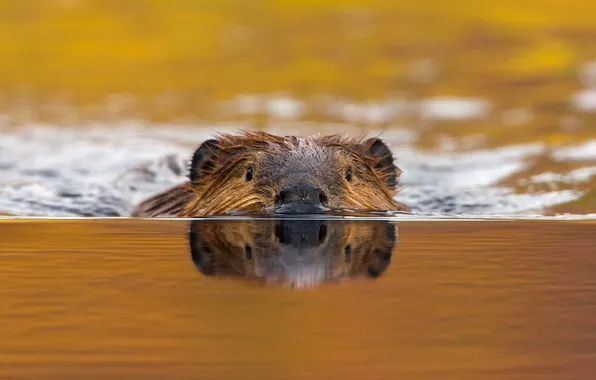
[131,131,407,217]
[188,219,398,287]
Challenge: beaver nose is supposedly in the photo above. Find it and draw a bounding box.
[276,184,328,214]
[278,184,327,205]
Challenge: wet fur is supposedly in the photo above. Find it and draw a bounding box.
[132,131,408,217]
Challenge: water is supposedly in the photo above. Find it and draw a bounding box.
[1,123,594,218]
[1,218,595,379]
[1,121,594,378]
[2,3,596,377]
[0,108,594,380]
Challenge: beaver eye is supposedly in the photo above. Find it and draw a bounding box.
[245,166,254,182]
[345,167,352,182]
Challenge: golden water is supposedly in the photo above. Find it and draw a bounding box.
[1,219,595,379]
[2,3,596,378]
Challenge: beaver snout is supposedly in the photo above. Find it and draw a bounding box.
[275,184,328,214]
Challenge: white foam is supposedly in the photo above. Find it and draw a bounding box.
[335,101,406,124]
[0,123,588,217]
[531,166,596,184]
[572,89,596,112]
[553,140,596,161]
[395,142,544,188]
[399,142,545,166]
[219,94,492,123]
[266,96,304,120]
[419,97,491,121]
[397,186,583,215]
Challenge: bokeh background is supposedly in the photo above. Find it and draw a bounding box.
[1,0,596,214]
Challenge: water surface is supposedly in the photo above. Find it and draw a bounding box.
[1,124,594,217]
[1,218,595,379]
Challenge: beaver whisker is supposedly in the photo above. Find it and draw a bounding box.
[343,186,395,211]
[196,191,263,216]
[208,197,263,215]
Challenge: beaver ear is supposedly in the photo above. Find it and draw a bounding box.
[365,223,396,278]
[189,139,220,185]
[363,137,399,189]
[188,221,216,275]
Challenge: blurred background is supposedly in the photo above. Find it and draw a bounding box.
[1,0,595,215]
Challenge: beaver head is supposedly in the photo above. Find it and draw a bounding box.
[188,219,398,287]
[179,131,405,216]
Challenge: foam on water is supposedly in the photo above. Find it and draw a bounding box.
[572,89,596,112]
[219,94,491,123]
[531,166,596,184]
[0,123,592,217]
[553,139,596,161]
[419,97,491,121]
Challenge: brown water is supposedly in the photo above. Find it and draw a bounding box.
[1,219,595,379]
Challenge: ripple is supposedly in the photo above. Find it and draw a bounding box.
[0,123,590,217]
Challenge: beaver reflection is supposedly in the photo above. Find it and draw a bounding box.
[188,219,398,288]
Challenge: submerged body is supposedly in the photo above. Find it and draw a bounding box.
[131,131,407,217]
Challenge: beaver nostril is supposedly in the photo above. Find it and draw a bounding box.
[277,186,326,208]
[278,190,289,205]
